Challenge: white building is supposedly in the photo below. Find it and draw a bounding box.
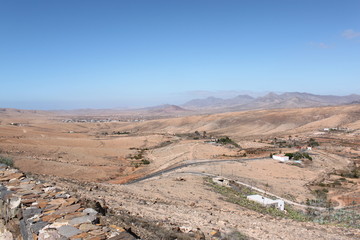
[247,194,285,211]
[212,177,230,186]
[272,154,289,162]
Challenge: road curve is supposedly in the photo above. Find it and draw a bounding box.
[167,170,329,211]
[124,155,358,211]
[125,157,267,185]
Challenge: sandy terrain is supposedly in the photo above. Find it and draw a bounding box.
[1,105,360,239]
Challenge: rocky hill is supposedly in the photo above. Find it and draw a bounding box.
[182,92,360,112]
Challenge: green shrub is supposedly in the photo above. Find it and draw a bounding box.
[308,138,319,147]
[112,131,130,135]
[0,155,14,167]
[285,152,312,160]
[141,159,150,165]
[216,136,239,147]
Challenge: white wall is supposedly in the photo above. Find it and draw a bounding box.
[272,155,289,162]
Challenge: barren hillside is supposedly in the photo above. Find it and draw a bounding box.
[109,104,360,139]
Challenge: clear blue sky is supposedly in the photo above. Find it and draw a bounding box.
[1,0,359,109]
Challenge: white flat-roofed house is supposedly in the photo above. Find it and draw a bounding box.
[272,154,289,162]
[247,194,285,211]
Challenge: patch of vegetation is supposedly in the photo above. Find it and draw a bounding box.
[112,131,130,135]
[128,149,151,168]
[285,151,312,160]
[221,153,247,158]
[216,136,239,148]
[305,187,331,210]
[313,209,360,229]
[129,147,149,151]
[205,178,310,222]
[0,155,14,167]
[340,168,360,179]
[316,177,352,188]
[308,138,320,147]
[128,140,174,168]
[176,131,208,140]
[141,159,150,165]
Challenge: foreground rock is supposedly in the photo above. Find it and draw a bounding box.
[0,164,137,240]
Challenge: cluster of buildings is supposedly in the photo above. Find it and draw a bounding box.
[323,127,349,132]
[62,118,145,123]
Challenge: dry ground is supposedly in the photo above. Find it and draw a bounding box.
[0,106,359,201]
[1,105,360,239]
[53,173,360,240]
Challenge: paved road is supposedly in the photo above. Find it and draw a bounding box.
[125,157,267,185]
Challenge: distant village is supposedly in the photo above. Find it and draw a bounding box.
[61,118,145,123]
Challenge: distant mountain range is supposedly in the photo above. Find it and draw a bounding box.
[11,92,359,117]
[183,95,255,109]
[182,92,360,112]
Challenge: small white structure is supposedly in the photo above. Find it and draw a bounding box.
[212,177,230,186]
[247,194,285,211]
[307,147,312,151]
[272,154,289,162]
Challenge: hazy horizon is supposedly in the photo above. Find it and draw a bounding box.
[1,1,359,110]
[2,90,360,111]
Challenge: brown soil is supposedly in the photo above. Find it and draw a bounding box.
[1,105,360,239]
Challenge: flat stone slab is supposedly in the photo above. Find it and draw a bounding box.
[52,203,81,215]
[64,211,85,220]
[39,229,66,240]
[108,232,138,240]
[23,207,42,221]
[58,225,82,238]
[0,189,13,200]
[83,208,98,215]
[41,213,62,222]
[0,172,24,181]
[19,183,35,190]
[69,214,97,225]
[79,223,100,231]
[30,221,49,234]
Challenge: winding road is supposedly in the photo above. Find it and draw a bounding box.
[125,156,356,211]
[125,157,267,184]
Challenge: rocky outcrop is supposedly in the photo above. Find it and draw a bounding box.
[0,164,137,240]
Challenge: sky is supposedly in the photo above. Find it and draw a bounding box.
[0,0,360,110]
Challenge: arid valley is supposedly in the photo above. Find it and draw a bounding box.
[1,103,360,239]
[2,1,360,238]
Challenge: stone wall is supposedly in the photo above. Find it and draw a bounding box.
[0,164,137,240]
